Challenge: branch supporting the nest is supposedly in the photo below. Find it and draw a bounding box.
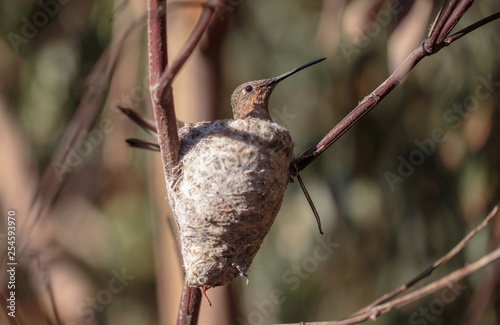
[147,1,225,324]
[177,284,203,325]
[148,0,179,182]
[289,1,500,177]
[289,47,425,177]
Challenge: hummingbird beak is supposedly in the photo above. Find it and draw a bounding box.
[268,58,326,86]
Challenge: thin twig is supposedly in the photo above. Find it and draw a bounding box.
[119,106,186,132]
[297,174,324,235]
[289,47,426,177]
[426,0,447,39]
[436,0,474,44]
[39,258,62,325]
[281,236,500,324]
[349,205,498,318]
[343,246,500,325]
[290,0,500,177]
[445,11,500,45]
[118,106,158,136]
[126,138,161,151]
[429,0,458,43]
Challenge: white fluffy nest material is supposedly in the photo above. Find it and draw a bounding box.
[168,118,294,287]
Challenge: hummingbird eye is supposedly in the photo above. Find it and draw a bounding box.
[244,85,253,93]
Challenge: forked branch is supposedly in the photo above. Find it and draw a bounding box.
[153,1,222,102]
[146,1,224,325]
[147,0,178,181]
[289,0,500,177]
[147,0,224,177]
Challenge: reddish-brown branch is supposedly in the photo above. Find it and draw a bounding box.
[147,1,225,324]
[445,11,500,44]
[430,0,460,44]
[290,1,500,177]
[426,0,448,41]
[148,0,168,90]
[290,47,426,177]
[148,0,179,180]
[280,206,499,325]
[118,106,158,136]
[293,246,500,325]
[437,0,473,43]
[348,206,498,318]
[154,1,223,102]
[177,285,203,325]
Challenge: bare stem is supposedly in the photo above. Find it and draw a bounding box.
[148,0,179,181]
[290,47,426,177]
[177,284,203,325]
[290,0,500,177]
[445,11,500,45]
[348,206,498,318]
[426,0,447,39]
[437,0,474,43]
[428,0,458,43]
[147,1,225,324]
[280,206,499,325]
[154,1,222,102]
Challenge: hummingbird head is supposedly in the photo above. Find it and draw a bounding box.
[230,58,325,121]
[230,79,278,121]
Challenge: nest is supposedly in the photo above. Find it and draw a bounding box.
[167,118,294,287]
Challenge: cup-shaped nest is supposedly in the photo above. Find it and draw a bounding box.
[168,118,294,287]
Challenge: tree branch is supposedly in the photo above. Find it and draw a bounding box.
[147,1,225,324]
[444,11,500,45]
[153,1,223,102]
[289,47,426,177]
[342,246,500,325]
[436,0,473,44]
[177,285,203,325]
[280,206,500,325]
[290,0,500,177]
[348,205,498,318]
[148,0,179,181]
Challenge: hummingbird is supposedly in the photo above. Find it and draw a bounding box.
[121,59,326,298]
[120,57,325,142]
[121,57,326,231]
[230,58,325,121]
[122,58,327,251]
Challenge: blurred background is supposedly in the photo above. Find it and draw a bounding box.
[1,0,500,324]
